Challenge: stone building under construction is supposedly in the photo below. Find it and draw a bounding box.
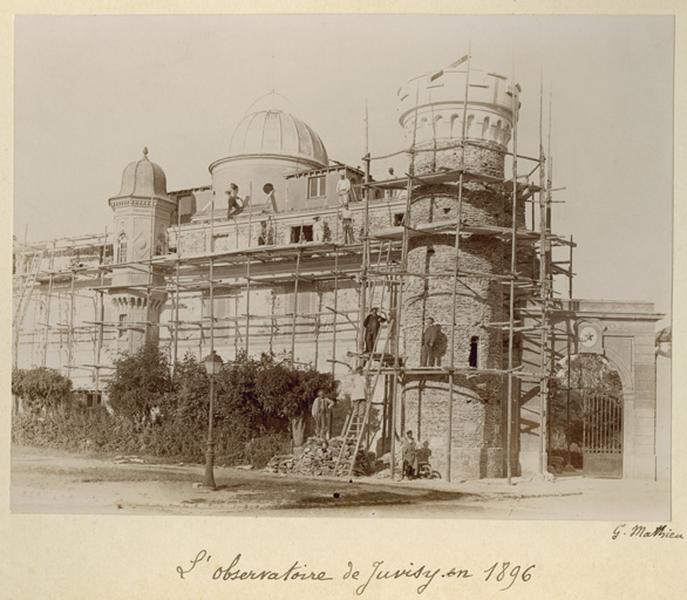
[12,58,664,482]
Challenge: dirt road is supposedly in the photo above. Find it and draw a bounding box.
[10,445,670,519]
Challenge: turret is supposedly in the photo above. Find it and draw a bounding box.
[108,148,177,353]
[398,68,520,177]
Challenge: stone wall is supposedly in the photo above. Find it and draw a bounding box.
[413,141,506,179]
[396,137,517,478]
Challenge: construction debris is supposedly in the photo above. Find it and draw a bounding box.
[266,436,372,477]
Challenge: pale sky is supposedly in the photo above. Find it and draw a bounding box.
[13,15,673,321]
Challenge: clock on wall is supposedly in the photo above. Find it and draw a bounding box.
[577,321,603,354]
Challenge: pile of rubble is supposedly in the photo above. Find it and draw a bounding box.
[266,436,372,477]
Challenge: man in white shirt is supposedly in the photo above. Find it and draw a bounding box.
[348,366,367,419]
[336,173,352,205]
[311,389,335,439]
[313,216,325,243]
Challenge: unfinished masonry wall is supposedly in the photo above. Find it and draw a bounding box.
[401,183,508,479]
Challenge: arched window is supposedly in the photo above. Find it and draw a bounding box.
[469,336,479,368]
[450,114,460,137]
[116,233,127,264]
[118,313,127,338]
[433,114,443,138]
[482,116,490,137]
[466,114,475,136]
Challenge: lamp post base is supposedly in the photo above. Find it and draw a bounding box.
[202,442,216,490]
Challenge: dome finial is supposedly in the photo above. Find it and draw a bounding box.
[142,146,149,158]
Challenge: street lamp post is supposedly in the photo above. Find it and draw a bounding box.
[203,350,224,490]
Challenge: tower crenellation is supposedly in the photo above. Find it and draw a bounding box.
[398,68,519,178]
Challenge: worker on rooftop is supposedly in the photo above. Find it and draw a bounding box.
[261,183,278,214]
[226,183,244,219]
[336,172,352,205]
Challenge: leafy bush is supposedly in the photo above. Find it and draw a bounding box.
[12,408,138,454]
[13,349,337,463]
[12,367,72,412]
[256,359,335,445]
[107,343,172,421]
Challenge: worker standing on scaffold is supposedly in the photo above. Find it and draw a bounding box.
[362,307,387,354]
[313,216,325,243]
[421,317,440,367]
[339,202,354,244]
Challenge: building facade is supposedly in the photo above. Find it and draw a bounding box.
[12,62,665,480]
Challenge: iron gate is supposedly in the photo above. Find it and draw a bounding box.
[582,393,623,478]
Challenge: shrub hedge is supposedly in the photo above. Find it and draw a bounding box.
[12,346,335,468]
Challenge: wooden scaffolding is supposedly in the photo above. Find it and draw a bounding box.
[12,58,575,483]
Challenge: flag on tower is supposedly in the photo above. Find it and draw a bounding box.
[447,54,470,69]
[429,54,470,81]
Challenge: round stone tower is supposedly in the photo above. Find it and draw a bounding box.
[396,66,522,479]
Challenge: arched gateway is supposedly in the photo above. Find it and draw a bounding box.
[518,299,663,480]
[551,353,624,478]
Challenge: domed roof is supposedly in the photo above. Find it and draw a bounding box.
[116,147,169,198]
[228,109,328,167]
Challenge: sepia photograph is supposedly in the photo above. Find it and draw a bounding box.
[10,14,673,520]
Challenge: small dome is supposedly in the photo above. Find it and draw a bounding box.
[229,109,328,167]
[117,147,169,197]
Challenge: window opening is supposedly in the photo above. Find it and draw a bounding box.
[116,233,127,264]
[118,313,127,338]
[290,225,313,243]
[469,335,479,368]
[307,175,326,198]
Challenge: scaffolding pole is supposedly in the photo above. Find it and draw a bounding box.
[506,79,520,485]
[93,228,107,399]
[446,49,471,483]
[66,262,75,380]
[40,241,57,367]
[390,83,420,480]
[290,248,302,364]
[358,150,371,364]
[245,252,252,355]
[331,251,339,377]
[172,196,182,371]
[537,80,550,475]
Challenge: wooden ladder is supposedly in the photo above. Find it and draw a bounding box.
[334,307,396,478]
